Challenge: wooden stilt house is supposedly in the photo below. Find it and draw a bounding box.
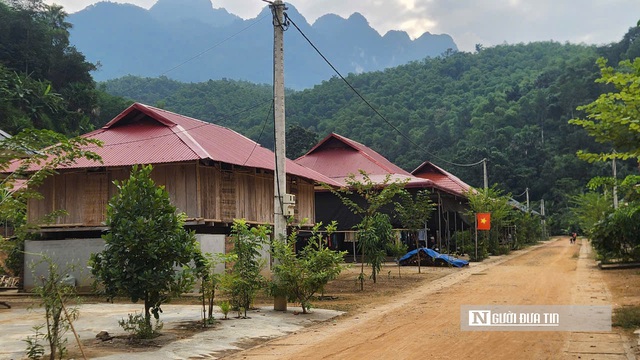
[295,133,472,257]
[13,103,339,289]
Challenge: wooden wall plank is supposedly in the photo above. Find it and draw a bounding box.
[297,180,315,224]
[220,170,235,222]
[83,173,108,225]
[183,163,197,217]
[256,174,273,224]
[28,177,53,223]
[200,166,212,219]
[26,163,318,228]
[54,173,66,223]
[173,164,187,213]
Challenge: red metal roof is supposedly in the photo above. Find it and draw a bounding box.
[295,133,438,189]
[298,133,411,178]
[411,161,472,197]
[9,103,340,186]
[295,133,471,197]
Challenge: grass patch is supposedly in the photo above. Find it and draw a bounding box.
[612,306,640,328]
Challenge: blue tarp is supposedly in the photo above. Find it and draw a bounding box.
[398,248,469,268]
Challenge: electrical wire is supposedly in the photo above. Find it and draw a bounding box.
[513,188,528,198]
[284,13,484,169]
[242,99,273,166]
[160,13,270,76]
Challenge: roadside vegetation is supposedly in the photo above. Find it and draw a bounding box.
[569,57,640,263]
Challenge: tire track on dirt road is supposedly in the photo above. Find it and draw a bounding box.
[226,239,598,360]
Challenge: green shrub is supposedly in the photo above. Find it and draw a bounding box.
[218,300,231,319]
[118,313,163,339]
[590,202,640,262]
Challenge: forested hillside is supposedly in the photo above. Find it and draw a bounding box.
[0,0,130,134]
[102,24,640,233]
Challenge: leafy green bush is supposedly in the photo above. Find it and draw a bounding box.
[225,220,268,318]
[463,240,488,262]
[118,313,163,339]
[218,300,231,319]
[271,222,346,314]
[590,202,640,262]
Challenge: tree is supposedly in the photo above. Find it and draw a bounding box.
[0,128,102,277]
[357,212,393,284]
[271,221,345,314]
[224,219,268,318]
[590,202,640,262]
[286,124,318,159]
[198,252,233,326]
[330,171,407,290]
[395,189,435,274]
[89,165,203,334]
[570,191,612,236]
[569,57,640,163]
[568,56,640,262]
[0,65,64,132]
[465,186,514,260]
[0,1,99,135]
[28,256,82,360]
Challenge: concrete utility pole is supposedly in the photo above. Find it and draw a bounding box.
[483,158,488,192]
[541,199,547,239]
[525,187,530,213]
[613,156,619,209]
[268,0,288,312]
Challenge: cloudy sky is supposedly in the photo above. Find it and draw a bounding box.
[46,0,640,52]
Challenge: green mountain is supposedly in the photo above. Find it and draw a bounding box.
[101,25,640,234]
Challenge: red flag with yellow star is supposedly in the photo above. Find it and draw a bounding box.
[477,213,491,230]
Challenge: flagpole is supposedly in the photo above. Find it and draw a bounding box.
[474,214,478,261]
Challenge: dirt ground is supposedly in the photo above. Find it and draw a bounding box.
[1,237,637,359]
[0,258,456,359]
[225,238,636,360]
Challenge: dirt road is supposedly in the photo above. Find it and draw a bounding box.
[226,239,633,360]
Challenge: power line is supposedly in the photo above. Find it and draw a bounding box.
[284,13,483,169]
[160,13,269,76]
[243,99,274,166]
[513,189,527,198]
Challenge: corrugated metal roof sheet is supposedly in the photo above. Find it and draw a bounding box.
[8,103,340,186]
[298,133,411,178]
[295,133,472,197]
[411,161,472,197]
[295,133,442,189]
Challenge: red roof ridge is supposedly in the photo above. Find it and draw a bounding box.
[299,132,408,176]
[331,133,410,175]
[417,161,470,190]
[103,103,174,128]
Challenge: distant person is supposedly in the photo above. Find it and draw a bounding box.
[571,232,577,244]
